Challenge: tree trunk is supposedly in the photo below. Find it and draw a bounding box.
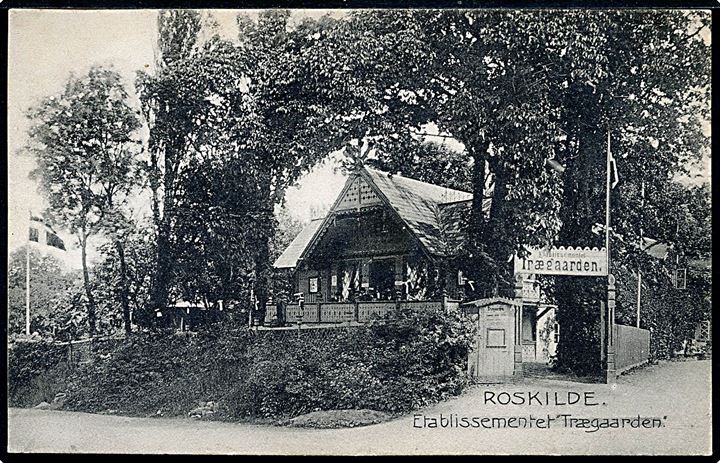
[553,83,607,376]
[115,240,132,334]
[149,221,172,318]
[463,142,489,298]
[253,178,273,326]
[80,233,98,337]
[469,143,489,256]
[147,143,179,326]
[485,162,511,296]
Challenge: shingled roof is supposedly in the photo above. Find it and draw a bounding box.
[273,166,488,269]
[274,218,324,269]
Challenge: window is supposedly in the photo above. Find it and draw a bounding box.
[673,268,687,290]
[29,227,39,242]
[308,277,319,294]
[486,328,506,348]
[554,322,560,344]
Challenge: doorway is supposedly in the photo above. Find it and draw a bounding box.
[370,258,395,300]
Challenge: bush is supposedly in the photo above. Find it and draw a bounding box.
[20,309,476,421]
[8,339,70,407]
[63,326,255,416]
[222,309,476,418]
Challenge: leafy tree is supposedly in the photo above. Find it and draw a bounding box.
[7,247,79,336]
[93,221,157,332]
[367,140,473,192]
[136,10,205,326]
[231,11,360,323]
[550,11,710,375]
[27,66,143,336]
[138,10,357,324]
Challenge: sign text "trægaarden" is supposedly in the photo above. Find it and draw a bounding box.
[514,246,608,277]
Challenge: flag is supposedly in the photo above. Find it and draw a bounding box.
[29,213,66,251]
[609,149,619,189]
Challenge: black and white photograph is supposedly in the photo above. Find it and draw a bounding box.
[4,6,713,455]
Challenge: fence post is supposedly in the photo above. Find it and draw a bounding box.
[600,300,606,365]
[606,274,617,384]
[513,274,524,378]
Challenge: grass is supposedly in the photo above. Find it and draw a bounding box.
[278,409,394,428]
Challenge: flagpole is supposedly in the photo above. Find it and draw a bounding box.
[637,181,644,328]
[606,131,611,274]
[26,210,31,336]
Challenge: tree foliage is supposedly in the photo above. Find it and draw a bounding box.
[137,10,362,323]
[367,140,473,192]
[27,66,142,336]
[8,247,79,337]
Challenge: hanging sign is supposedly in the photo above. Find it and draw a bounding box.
[514,246,608,277]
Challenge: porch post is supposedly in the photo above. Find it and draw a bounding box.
[394,256,404,301]
[606,274,617,384]
[361,260,370,288]
[513,274,524,378]
[330,263,338,302]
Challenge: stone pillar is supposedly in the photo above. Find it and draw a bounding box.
[606,274,617,384]
[513,274,524,378]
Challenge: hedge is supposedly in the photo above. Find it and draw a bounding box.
[10,308,476,420]
[8,339,71,407]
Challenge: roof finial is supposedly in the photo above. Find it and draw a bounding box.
[344,143,365,173]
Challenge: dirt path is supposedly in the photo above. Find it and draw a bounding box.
[7,359,711,455]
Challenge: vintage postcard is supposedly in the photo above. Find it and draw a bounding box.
[4,6,713,456]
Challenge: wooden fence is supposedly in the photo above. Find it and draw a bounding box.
[54,336,126,366]
[614,323,651,373]
[265,299,456,325]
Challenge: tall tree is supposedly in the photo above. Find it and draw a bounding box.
[138,10,352,324]
[28,66,142,336]
[550,10,710,375]
[136,10,204,325]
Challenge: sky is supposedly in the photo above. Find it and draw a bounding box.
[7,9,711,270]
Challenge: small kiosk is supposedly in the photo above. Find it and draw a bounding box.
[462,297,523,382]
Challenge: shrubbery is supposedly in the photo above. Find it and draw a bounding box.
[8,338,70,407]
[9,309,476,420]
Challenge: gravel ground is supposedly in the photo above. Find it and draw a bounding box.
[7,359,711,455]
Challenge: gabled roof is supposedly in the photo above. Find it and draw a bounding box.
[274,218,324,269]
[363,167,476,257]
[273,166,489,269]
